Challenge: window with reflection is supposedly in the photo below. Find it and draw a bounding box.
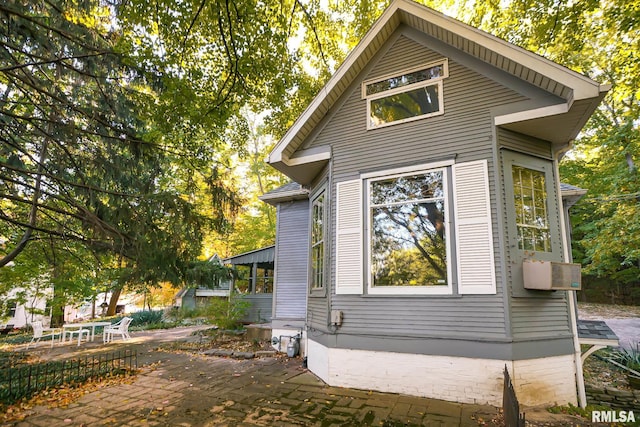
[512,165,551,252]
[364,60,447,129]
[234,266,251,294]
[233,265,274,294]
[369,169,448,288]
[254,267,274,293]
[311,192,325,290]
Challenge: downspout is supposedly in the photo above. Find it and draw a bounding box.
[553,152,586,408]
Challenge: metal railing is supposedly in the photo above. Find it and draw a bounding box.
[0,349,137,404]
[503,365,526,427]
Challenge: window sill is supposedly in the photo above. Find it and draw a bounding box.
[362,293,462,298]
[367,285,453,296]
[309,289,327,298]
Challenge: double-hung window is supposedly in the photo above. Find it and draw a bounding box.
[512,166,551,252]
[363,60,448,129]
[311,191,325,291]
[367,166,451,295]
[336,159,495,296]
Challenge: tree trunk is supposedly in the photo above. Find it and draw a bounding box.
[50,285,65,327]
[0,138,49,268]
[107,286,122,316]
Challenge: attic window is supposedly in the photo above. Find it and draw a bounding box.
[363,59,448,129]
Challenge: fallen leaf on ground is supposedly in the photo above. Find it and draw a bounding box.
[0,372,139,423]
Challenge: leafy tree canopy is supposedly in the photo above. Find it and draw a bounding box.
[1,0,637,307]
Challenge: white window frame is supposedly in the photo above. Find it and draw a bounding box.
[363,59,448,130]
[511,164,552,252]
[365,161,454,295]
[310,190,326,292]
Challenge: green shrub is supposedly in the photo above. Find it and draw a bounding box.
[164,298,249,329]
[169,306,199,321]
[198,298,249,330]
[612,342,640,372]
[130,310,164,327]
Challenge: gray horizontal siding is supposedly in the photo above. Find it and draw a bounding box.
[274,200,309,320]
[239,294,272,323]
[497,130,573,339]
[307,296,328,332]
[315,39,526,176]
[331,296,507,339]
[510,298,572,338]
[303,33,533,345]
[405,16,570,100]
[497,128,553,158]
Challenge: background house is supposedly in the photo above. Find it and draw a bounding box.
[224,246,275,323]
[174,254,232,311]
[174,254,231,310]
[174,249,275,324]
[264,0,608,407]
[1,287,50,328]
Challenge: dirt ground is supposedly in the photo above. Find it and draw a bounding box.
[578,302,640,319]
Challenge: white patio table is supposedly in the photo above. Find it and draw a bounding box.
[61,321,111,345]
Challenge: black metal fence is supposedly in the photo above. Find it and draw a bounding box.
[503,365,526,427]
[0,349,137,404]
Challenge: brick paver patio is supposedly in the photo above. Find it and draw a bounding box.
[5,327,502,426]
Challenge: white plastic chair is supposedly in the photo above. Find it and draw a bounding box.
[103,317,132,343]
[27,321,62,348]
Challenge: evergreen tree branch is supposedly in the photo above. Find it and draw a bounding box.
[0,52,109,73]
[0,138,48,267]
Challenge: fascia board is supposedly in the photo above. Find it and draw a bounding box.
[561,189,588,197]
[258,189,309,201]
[492,83,609,127]
[259,189,310,206]
[268,86,332,164]
[284,145,332,166]
[271,145,331,169]
[561,191,587,209]
[578,337,620,347]
[494,103,569,126]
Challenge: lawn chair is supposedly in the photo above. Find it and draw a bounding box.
[27,321,62,348]
[103,317,132,343]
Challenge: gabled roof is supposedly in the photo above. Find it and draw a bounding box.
[207,253,223,265]
[268,0,609,184]
[560,182,587,195]
[223,245,275,266]
[259,182,309,206]
[577,319,619,347]
[560,182,588,209]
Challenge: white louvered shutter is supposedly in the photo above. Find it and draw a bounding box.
[452,160,496,294]
[335,179,363,295]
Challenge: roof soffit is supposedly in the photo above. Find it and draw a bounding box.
[268,0,607,171]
